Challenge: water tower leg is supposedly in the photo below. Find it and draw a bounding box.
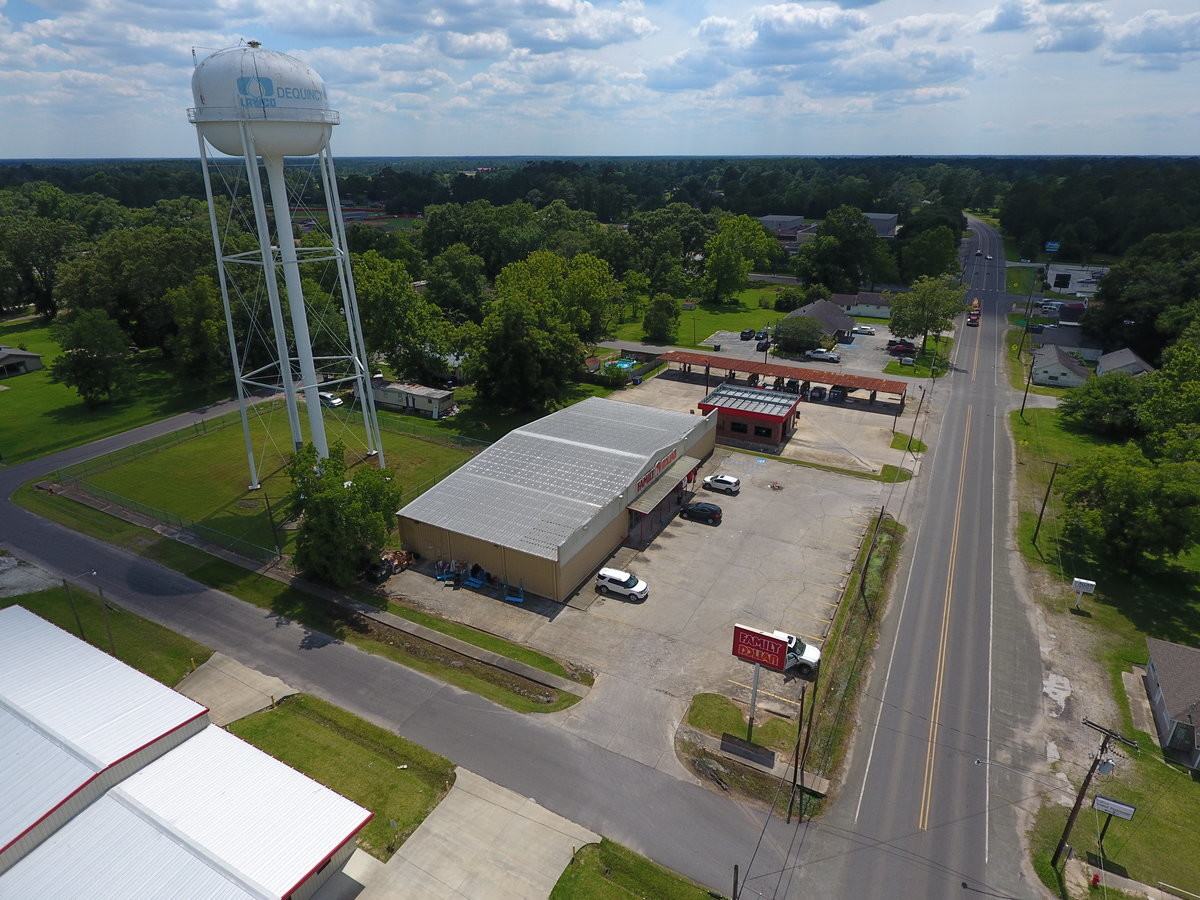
[263,154,329,460]
[240,128,303,452]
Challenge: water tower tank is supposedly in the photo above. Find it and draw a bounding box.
[190,42,338,157]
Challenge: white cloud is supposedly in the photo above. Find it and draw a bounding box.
[1034,3,1108,53]
[1108,9,1200,69]
[981,0,1039,33]
[745,4,871,64]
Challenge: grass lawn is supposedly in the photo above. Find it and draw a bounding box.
[890,433,927,454]
[612,286,784,348]
[550,839,717,899]
[1011,408,1200,893]
[1,584,213,686]
[67,409,476,556]
[0,319,224,465]
[882,335,953,378]
[1006,265,1041,296]
[228,694,455,861]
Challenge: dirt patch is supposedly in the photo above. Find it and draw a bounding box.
[355,614,560,706]
[0,556,61,597]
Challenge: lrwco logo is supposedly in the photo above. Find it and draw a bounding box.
[236,76,322,108]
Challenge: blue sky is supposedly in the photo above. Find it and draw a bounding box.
[1,0,1197,158]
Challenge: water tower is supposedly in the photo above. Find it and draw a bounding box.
[188,41,384,486]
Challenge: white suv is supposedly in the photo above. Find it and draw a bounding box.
[595,567,649,601]
[703,474,741,495]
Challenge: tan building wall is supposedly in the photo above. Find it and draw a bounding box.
[399,410,717,603]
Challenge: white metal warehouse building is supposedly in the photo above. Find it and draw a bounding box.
[397,396,717,602]
[0,605,371,900]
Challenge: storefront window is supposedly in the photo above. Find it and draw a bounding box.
[730,422,748,434]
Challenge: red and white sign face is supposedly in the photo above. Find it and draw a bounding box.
[732,624,788,671]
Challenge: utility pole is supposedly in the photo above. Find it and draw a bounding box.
[1051,719,1138,869]
[1032,462,1066,547]
[1020,357,1035,421]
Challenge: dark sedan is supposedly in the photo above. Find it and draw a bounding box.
[680,501,722,525]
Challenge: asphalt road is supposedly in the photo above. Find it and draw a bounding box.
[782,220,1046,897]
[2,225,1046,898]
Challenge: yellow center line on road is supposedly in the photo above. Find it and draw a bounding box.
[918,404,972,831]
[970,315,983,381]
[727,680,802,708]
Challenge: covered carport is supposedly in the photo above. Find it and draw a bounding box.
[656,350,910,409]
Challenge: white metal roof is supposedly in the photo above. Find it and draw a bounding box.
[0,608,370,899]
[0,606,207,769]
[398,397,704,559]
[112,724,371,898]
[0,793,260,900]
[0,606,207,857]
[0,705,95,854]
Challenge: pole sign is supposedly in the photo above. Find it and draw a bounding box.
[732,624,788,671]
[1092,796,1135,820]
[1045,241,1061,253]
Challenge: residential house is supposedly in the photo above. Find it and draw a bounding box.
[864,212,899,239]
[367,378,457,419]
[1031,325,1106,362]
[1031,345,1089,387]
[831,292,892,319]
[1096,348,1155,377]
[0,346,43,378]
[786,299,856,344]
[1144,638,1200,771]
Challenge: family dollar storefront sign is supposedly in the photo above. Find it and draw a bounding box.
[731,624,788,672]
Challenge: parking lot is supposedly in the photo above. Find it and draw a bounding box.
[387,367,919,773]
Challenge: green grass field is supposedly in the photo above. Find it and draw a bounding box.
[229,694,455,861]
[0,319,224,465]
[550,839,717,899]
[612,285,785,347]
[68,408,475,555]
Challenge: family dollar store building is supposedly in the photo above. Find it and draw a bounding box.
[396,397,716,602]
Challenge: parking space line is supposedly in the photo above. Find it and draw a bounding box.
[727,681,802,708]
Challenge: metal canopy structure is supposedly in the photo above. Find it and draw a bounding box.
[657,350,910,398]
[627,455,700,514]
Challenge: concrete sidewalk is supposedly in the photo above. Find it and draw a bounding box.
[360,768,599,900]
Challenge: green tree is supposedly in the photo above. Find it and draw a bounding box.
[1056,370,1149,440]
[1136,326,1200,453]
[701,215,776,304]
[1058,444,1200,567]
[424,243,488,325]
[466,254,584,411]
[886,275,966,353]
[353,251,452,383]
[793,205,882,292]
[642,293,680,343]
[773,315,824,353]
[285,443,404,587]
[163,276,227,385]
[0,215,85,319]
[562,253,618,342]
[55,224,211,352]
[901,225,958,281]
[1082,228,1200,364]
[49,309,134,405]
